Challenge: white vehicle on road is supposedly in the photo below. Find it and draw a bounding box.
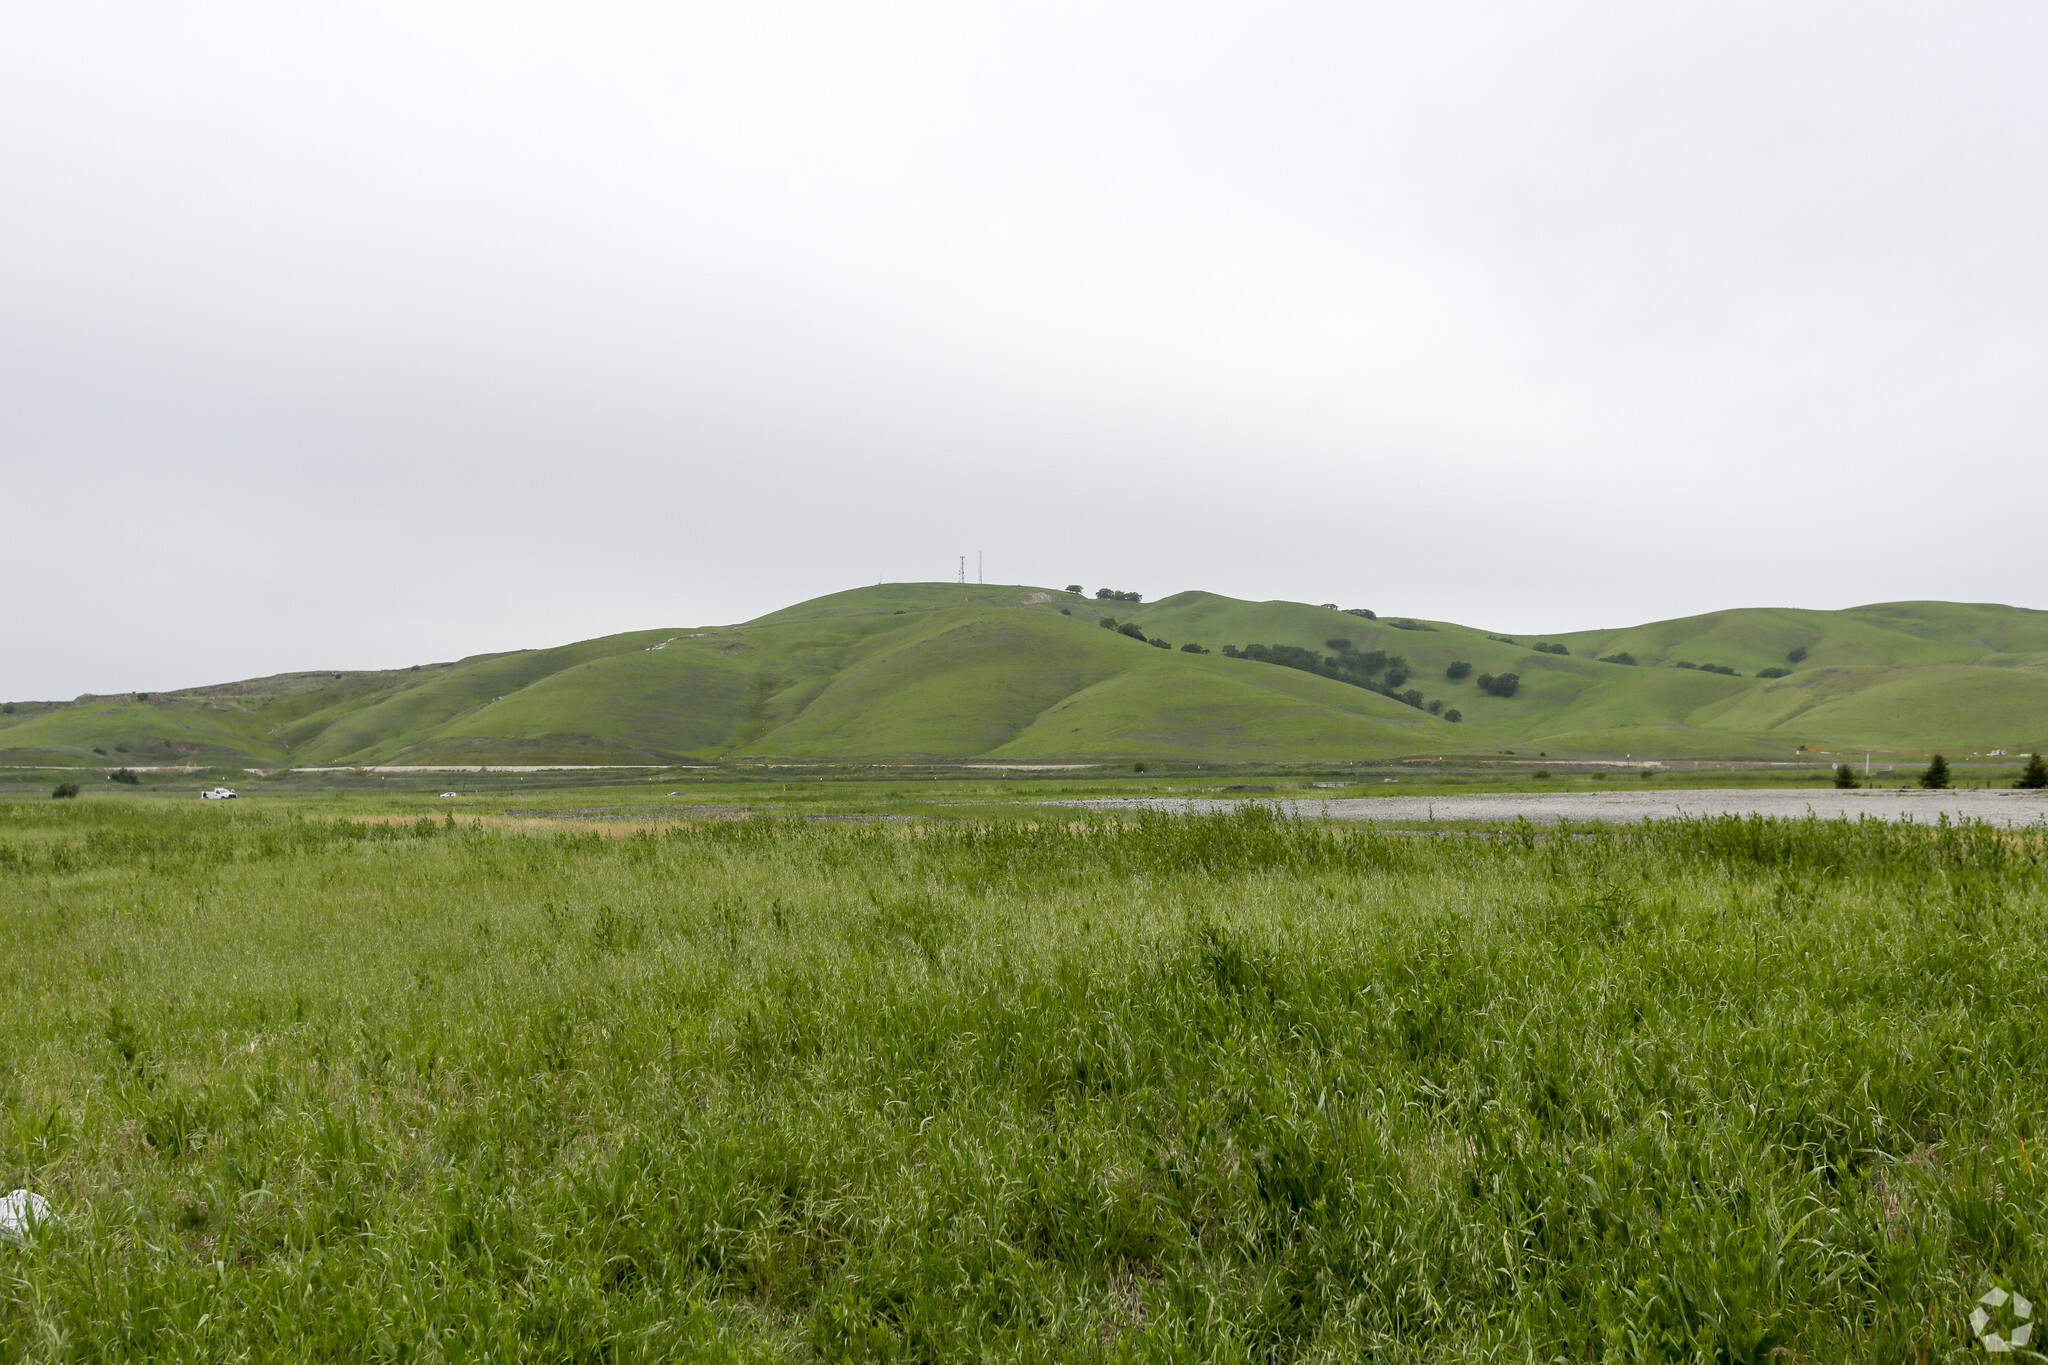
[200,787,238,800]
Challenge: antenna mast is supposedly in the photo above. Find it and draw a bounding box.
[957,556,965,584]
[977,551,983,584]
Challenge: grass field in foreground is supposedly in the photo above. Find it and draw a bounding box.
[5,802,2048,1360]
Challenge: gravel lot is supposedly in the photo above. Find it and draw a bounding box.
[1064,789,2048,826]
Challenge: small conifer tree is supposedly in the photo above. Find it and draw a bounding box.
[1917,754,1951,790]
[2018,753,2048,790]
[1833,764,1859,789]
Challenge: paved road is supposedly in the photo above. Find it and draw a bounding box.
[1063,789,2048,826]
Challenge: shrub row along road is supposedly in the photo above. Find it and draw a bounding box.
[1068,788,2048,825]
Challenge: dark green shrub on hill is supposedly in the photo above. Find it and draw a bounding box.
[1117,623,1146,641]
[1788,645,1809,663]
[1599,653,1637,665]
[1326,638,1354,653]
[1698,663,1740,676]
[1672,661,1698,669]
[1400,689,1424,709]
[1148,638,1171,649]
[1098,617,1118,630]
[2018,753,2048,789]
[1341,607,1376,618]
[1426,699,1443,715]
[1225,642,1416,701]
[1445,661,1473,681]
[1756,667,1790,678]
[109,768,141,785]
[1834,764,1860,789]
[1094,588,1142,602]
[1476,672,1521,698]
[52,782,80,799]
[1386,618,1436,632]
[1918,754,1951,790]
[1179,642,1208,654]
[1065,585,1083,594]
[1443,708,1462,722]
[1532,642,1570,655]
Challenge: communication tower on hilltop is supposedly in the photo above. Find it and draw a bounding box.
[957,556,965,584]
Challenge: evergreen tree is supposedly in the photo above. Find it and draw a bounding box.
[1833,764,1859,789]
[2018,753,2048,790]
[1917,754,1951,790]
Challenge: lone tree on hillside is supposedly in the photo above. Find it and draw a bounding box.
[1833,764,1859,789]
[2018,753,2048,789]
[1065,585,1083,594]
[1918,754,1951,790]
[51,783,80,799]
[1445,660,1472,681]
[1788,645,1809,663]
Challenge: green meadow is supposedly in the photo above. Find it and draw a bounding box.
[5,796,2048,1360]
[7,584,2048,770]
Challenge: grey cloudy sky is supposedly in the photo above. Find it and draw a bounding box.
[5,2,2044,699]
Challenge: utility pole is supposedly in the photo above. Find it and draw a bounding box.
[977,551,983,584]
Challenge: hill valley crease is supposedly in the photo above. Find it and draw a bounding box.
[9,584,2048,768]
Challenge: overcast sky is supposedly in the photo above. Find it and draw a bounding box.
[4,2,2044,698]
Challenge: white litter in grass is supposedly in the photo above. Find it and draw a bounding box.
[0,1190,52,1241]
[440,792,459,798]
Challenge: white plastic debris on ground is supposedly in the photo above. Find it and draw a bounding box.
[0,1189,52,1241]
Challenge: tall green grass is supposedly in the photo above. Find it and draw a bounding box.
[3,801,2046,1360]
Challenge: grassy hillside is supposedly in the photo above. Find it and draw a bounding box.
[5,585,2046,766]
[1127,593,2048,757]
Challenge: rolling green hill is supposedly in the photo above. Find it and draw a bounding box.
[6,585,2046,768]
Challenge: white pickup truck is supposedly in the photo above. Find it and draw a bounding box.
[199,787,238,800]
